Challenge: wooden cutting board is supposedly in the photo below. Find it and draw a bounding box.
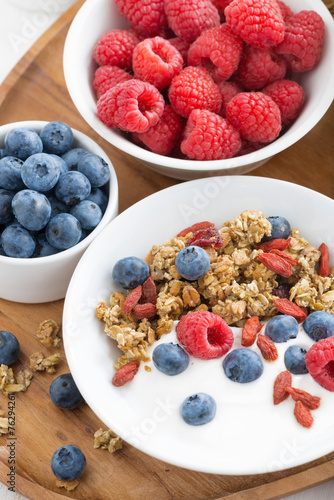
[0,1,334,499]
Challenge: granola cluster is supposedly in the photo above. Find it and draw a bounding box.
[96,210,333,368]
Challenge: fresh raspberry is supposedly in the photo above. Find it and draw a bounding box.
[305,337,334,392]
[234,45,287,90]
[169,66,222,118]
[225,0,285,49]
[132,105,182,155]
[93,65,133,99]
[181,109,241,160]
[187,24,243,83]
[275,11,325,72]
[262,79,305,125]
[93,30,139,70]
[218,80,243,117]
[210,0,233,16]
[115,0,168,36]
[176,310,234,360]
[169,38,191,66]
[226,91,281,143]
[238,139,264,156]
[277,0,294,21]
[164,0,220,43]
[97,79,165,132]
[132,37,183,90]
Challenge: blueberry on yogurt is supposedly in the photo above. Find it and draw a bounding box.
[180,393,216,426]
[153,343,189,375]
[284,345,308,375]
[223,348,263,383]
[265,315,299,343]
[303,311,334,341]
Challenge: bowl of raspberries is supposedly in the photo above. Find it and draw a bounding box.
[0,120,118,303]
[63,0,334,180]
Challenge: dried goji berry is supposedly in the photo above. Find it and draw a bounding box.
[132,303,157,320]
[285,386,320,410]
[318,242,329,277]
[241,316,263,347]
[112,361,140,387]
[123,285,142,315]
[257,333,278,361]
[271,283,291,300]
[141,276,156,305]
[257,252,292,278]
[273,298,307,322]
[258,237,291,252]
[273,370,292,405]
[269,249,298,266]
[185,228,224,249]
[294,401,314,428]
[177,221,215,237]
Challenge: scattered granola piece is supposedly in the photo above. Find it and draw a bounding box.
[16,368,33,391]
[36,319,61,347]
[29,352,61,374]
[93,428,123,453]
[0,410,9,435]
[55,479,79,491]
[0,364,25,394]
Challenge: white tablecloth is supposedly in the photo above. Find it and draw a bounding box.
[0,1,334,498]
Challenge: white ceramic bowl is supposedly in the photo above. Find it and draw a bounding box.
[63,176,334,474]
[63,0,334,181]
[0,120,118,303]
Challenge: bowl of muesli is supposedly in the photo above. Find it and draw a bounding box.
[63,175,334,474]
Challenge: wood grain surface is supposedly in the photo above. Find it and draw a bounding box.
[0,1,334,499]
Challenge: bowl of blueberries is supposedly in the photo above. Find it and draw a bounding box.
[0,120,118,303]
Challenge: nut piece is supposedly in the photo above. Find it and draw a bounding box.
[29,352,61,374]
[0,410,9,435]
[182,286,201,308]
[16,368,33,391]
[36,319,61,347]
[0,364,25,394]
[55,479,79,491]
[93,428,123,453]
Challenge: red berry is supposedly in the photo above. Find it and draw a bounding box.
[187,24,243,83]
[210,0,233,16]
[112,361,140,387]
[275,10,325,72]
[218,80,243,117]
[169,66,222,118]
[262,79,305,125]
[181,109,241,160]
[133,37,183,90]
[93,29,138,70]
[97,79,164,132]
[225,0,285,49]
[305,337,334,392]
[294,401,314,428]
[114,0,168,36]
[226,91,281,143]
[93,65,133,99]
[277,0,294,21]
[168,38,191,66]
[164,0,220,43]
[176,310,234,359]
[238,139,264,156]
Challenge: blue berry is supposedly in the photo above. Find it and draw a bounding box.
[46,213,82,250]
[51,445,86,481]
[0,189,14,225]
[180,393,216,426]
[1,223,35,258]
[265,315,299,342]
[61,148,89,170]
[55,171,91,206]
[0,149,7,159]
[40,121,74,155]
[263,216,291,241]
[0,156,25,191]
[77,153,110,187]
[49,154,70,175]
[0,330,20,365]
[70,200,102,230]
[48,195,68,218]
[86,187,108,213]
[21,153,60,192]
[303,311,334,341]
[223,348,263,383]
[284,345,308,375]
[49,373,84,409]
[33,233,59,257]
[175,246,210,281]
[4,128,43,160]
[112,256,150,289]
[153,343,189,375]
[12,190,51,231]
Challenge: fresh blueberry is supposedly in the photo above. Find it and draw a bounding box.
[33,233,59,257]
[49,373,84,409]
[0,156,25,191]
[303,311,334,341]
[61,148,89,170]
[284,345,308,375]
[0,149,7,159]
[4,128,43,160]
[21,153,60,192]
[49,154,69,175]
[153,343,189,375]
[1,223,35,258]
[180,393,216,426]
[175,245,210,281]
[223,348,263,383]
[55,171,91,206]
[48,195,68,218]
[86,187,108,213]
[263,216,291,241]
[45,213,82,250]
[112,256,150,289]
[40,121,74,155]
[70,200,102,230]
[12,189,51,231]
[51,445,86,481]
[0,330,20,365]
[0,189,14,225]
[77,153,110,187]
[265,315,299,342]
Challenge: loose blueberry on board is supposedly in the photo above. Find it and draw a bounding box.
[1,223,36,258]
[223,348,263,383]
[46,213,82,250]
[0,189,14,225]
[0,330,20,365]
[70,200,102,231]
[262,216,291,241]
[87,187,108,213]
[49,373,85,409]
[51,445,86,481]
[49,154,70,175]
[77,153,110,187]
[4,128,43,160]
[265,315,299,342]
[284,345,308,375]
[12,190,51,231]
[303,311,334,341]
[55,171,91,206]
[21,153,60,192]
[180,393,216,426]
[61,147,89,170]
[112,256,150,289]
[153,342,189,375]
[175,245,210,281]
[0,156,25,191]
[40,121,74,155]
